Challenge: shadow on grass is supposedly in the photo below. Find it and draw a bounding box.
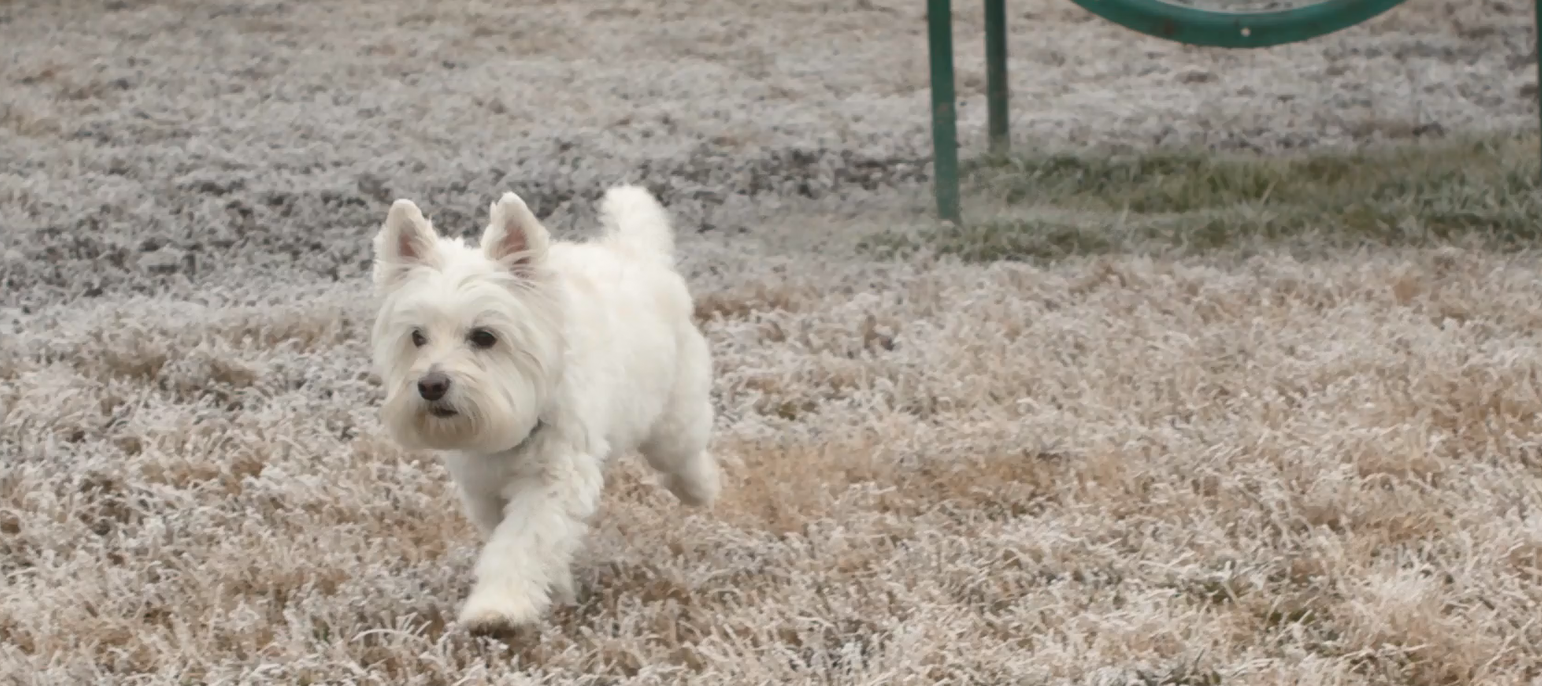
[860,133,1542,263]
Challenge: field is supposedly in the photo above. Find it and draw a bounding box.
[3,0,1542,683]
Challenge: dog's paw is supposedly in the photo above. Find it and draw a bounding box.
[458,587,543,636]
[664,454,720,507]
[550,570,578,606]
[665,473,718,507]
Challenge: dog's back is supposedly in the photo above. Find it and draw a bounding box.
[544,186,708,459]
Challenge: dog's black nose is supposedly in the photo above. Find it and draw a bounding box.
[417,372,450,401]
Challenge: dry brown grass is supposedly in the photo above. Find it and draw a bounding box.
[3,0,1540,682]
[5,239,1542,684]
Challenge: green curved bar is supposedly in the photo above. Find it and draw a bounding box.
[1064,0,1409,48]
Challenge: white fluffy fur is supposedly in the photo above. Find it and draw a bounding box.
[368,186,719,632]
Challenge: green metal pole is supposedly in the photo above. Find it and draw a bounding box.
[927,0,961,223]
[985,0,1009,156]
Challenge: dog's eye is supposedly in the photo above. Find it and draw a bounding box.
[468,329,497,349]
[411,330,427,347]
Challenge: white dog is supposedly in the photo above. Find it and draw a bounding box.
[367,185,719,633]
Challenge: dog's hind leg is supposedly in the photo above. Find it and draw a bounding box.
[640,409,718,507]
[639,332,719,507]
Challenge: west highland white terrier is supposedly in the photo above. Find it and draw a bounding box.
[367,185,719,633]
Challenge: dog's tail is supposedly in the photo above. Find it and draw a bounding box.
[599,185,675,265]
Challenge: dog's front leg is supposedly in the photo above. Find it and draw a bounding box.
[456,451,602,633]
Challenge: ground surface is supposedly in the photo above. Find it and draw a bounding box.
[3,0,1542,684]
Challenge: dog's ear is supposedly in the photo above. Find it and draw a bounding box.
[482,192,551,274]
[372,199,441,289]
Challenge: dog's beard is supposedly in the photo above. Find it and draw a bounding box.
[379,368,547,454]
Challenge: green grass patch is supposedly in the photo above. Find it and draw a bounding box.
[861,133,1542,263]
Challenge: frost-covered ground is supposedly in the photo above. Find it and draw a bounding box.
[2,0,1540,683]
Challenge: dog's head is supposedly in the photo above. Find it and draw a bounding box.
[367,192,564,454]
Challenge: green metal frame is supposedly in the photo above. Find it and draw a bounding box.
[1066,0,1408,48]
[925,0,1542,222]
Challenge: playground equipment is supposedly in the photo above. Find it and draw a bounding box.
[925,0,1541,222]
